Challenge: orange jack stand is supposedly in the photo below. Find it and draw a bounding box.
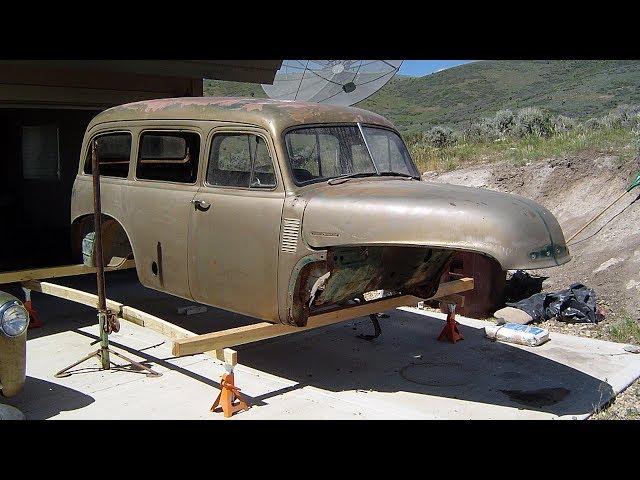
[211,372,251,418]
[437,303,463,343]
[22,287,43,329]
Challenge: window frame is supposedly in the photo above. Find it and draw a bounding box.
[360,123,421,178]
[22,124,62,182]
[204,128,279,191]
[81,130,134,180]
[134,128,203,186]
[282,122,377,187]
[282,122,420,186]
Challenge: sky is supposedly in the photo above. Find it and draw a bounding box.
[398,60,474,77]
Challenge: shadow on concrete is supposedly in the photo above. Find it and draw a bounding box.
[243,313,615,417]
[24,270,615,418]
[3,376,95,420]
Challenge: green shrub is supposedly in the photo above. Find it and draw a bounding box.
[512,107,554,138]
[585,117,603,130]
[424,126,457,148]
[600,105,640,129]
[554,115,577,133]
[492,109,516,136]
[462,121,495,142]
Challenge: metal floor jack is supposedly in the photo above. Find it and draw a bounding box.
[54,141,161,380]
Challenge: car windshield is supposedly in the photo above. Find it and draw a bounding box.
[285,125,419,185]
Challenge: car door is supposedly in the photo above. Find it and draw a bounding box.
[125,128,202,300]
[188,126,285,321]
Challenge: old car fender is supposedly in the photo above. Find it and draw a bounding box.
[299,180,571,270]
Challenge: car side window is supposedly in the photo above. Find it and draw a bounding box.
[136,132,200,183]
[207,133,276,188]
[84,132,132,178]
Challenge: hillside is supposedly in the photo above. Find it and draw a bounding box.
[203,60,640,135]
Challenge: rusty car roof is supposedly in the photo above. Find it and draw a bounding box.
[88,97,395,132]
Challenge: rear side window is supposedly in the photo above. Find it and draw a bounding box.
[207,133,276,189]
[136,132,200,183]
[84,133,132,178]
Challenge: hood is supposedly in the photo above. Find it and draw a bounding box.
[300,178,570,270]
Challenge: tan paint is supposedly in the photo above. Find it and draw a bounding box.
[71,97,570,326]
[188,125,285,319]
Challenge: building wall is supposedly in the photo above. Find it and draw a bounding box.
[0,65,204,271]
[0,109,102,269]
[0,64,202,109]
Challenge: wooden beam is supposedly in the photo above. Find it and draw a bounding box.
[0,259,135,284]
[20,280,237,365]
[119,306,236,364]
[121,306,195,341]
[172,277,474,357]
[22,280,124,313]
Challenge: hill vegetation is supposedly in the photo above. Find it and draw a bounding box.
[203,60,640,136]
[203,61,640,173]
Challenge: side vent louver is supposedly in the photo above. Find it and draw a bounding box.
[281,218,300,253]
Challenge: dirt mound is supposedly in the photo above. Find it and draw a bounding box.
[424,152,640,320]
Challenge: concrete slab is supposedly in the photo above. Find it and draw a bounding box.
[4,270,640,419]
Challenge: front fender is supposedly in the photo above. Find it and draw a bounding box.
[300,180,571,270]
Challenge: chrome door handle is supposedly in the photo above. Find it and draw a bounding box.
[191,199,211,212]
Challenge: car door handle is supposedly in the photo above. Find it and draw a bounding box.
[191,199,211,212]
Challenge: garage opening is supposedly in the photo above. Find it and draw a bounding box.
[0,108,100,270]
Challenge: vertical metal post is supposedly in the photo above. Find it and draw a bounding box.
[91,140,110,369]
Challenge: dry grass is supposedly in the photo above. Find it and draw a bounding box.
[604,313,640,345]
[410,127,636,173]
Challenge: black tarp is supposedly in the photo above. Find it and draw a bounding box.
[507,283,600,323]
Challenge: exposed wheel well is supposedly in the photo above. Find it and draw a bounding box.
[71,214,134,266]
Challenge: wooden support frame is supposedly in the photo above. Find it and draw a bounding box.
[15,269,472,368]
[171,277,474,357]
[0,259,135,285]
[21,277,237,366]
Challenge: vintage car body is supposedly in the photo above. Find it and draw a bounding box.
[71,97,570,327]
[0,291,29,397]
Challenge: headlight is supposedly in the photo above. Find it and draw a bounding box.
[0,300,29,337]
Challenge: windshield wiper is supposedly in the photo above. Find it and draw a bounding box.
[327,172,378,185]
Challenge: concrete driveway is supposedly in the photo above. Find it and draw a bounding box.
[4,270,640,419]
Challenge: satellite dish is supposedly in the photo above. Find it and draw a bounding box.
[262,60,403,106]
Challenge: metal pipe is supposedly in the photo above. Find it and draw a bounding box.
[91,140,110,369]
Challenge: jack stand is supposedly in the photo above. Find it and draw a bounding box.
[357,313,386,341]
[211,366,250,418]
[437,303,464,343]
[54,310,162,378]
[55,141,162,381]
[22,287,43,329]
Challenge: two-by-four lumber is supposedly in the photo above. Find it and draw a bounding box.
[120,306,237,365]
[22,280,125,313]
[19,281,237,366]
[1,259,135,284]
[172,277,474,357]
